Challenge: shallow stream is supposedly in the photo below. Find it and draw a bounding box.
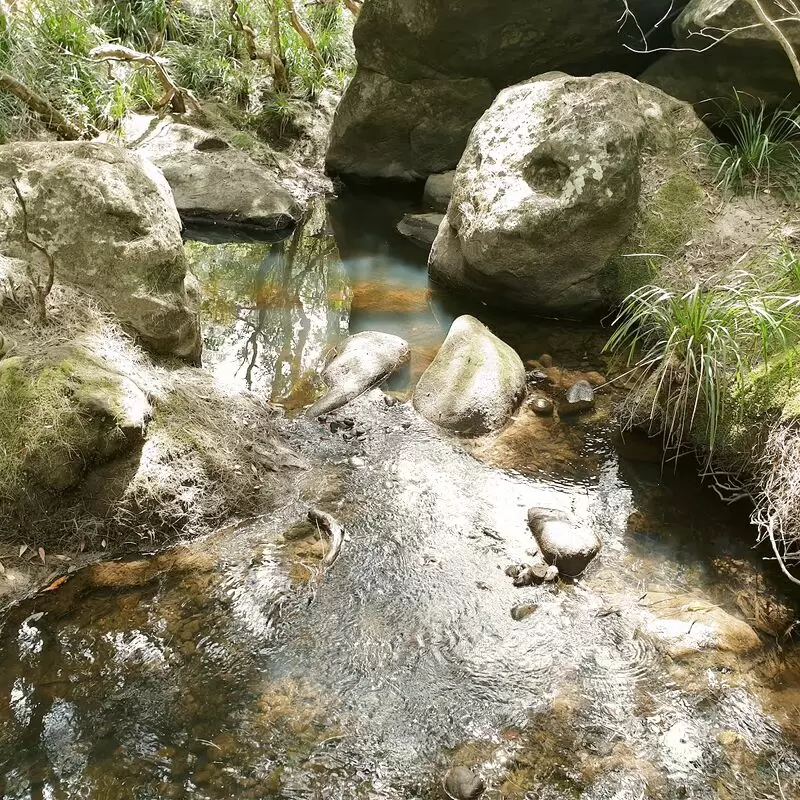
[1,190,800,799]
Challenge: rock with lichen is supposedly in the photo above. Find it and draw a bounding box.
[429,72,712,317]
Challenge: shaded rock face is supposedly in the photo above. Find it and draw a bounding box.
[326,0,682,180]
[527,507,601,577]
[642,0,800,121]
[413,315,526,436]
[429,72,710,318]
[0,142,201,360]
[132,121,303,230]
[307,331,410,417]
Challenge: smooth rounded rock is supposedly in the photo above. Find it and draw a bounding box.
[527,508,601,577]
[530,396,554,416]
[511,603,538,621]
[412,315,525,436]
[444,766,485,800]
[308,332,410,417]
[559,380,596,415]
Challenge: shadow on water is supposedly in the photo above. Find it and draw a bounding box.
[2,190,800,799]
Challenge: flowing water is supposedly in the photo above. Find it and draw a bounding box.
[2,190,800,799]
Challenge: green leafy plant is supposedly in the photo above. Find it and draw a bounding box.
[708,92,800,198]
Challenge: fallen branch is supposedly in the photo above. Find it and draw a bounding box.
[87,44,200,114]
[308,507,344,567]
[228,0,288,91]
[285,0,324,63]
[0,71,82,139]
[10,178,56,324]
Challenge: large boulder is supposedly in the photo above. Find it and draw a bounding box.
[131,120,303,230]
[325,1,684,181]
[642,0,800,120]
[428,72,711,318]
[413,315,525,436]
[0,142,201,360]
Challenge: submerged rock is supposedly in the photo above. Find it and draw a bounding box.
[428,72,711,317]
[444,766,485,800]
[423,171,455,212]
[307,331,410,417]
[511,603,539,621]
[527,508,601,577]
[530,396,555,416]
[0,141,201,360]
[638,590,762,658]
[559,380,596,415]
[133,120,302,230]
[412,315,526,436]
[326,1,679,180]
[396,212,444,246]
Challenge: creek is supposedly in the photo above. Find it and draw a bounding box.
[1,189,799,799]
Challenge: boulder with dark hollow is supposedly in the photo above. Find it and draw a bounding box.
[527,507,601,577]
[326,0,687,181]
[428,72,711,318]
[412,315,526,436]
[307,331,410,417]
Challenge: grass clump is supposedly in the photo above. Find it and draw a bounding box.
[707,92,800,199]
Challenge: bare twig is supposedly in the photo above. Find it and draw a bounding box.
[285,0,324,62]
[228,0,288,91]
[10,178,55,324]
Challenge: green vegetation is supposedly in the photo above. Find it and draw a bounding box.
[707,93,800,199]
[0,0,355,143]
[605,257,800,456]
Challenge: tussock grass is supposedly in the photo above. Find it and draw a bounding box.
[707,93,800,199]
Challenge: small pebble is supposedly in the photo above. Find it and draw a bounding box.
[513,562,549,586]
[511,603,539,621]
[530,396,554,416]
[349,456,365,467]
[444,767,485,800]
[544,565,560,582]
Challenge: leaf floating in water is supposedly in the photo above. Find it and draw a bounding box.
[42,576,68,592]
[19,544,28,558]
[38,547,46,565]
[101,539,107,549]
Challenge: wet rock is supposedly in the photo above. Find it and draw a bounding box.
[396,212,444,247]
[530,396,554,416]
[559,380,596,415]
[413,315,526,436]
[539,354,554,368]
[307,331,410,417]
[511,603,538,621]
[638,590,762,658]
[513,562,549,587]
[0,141,201,360]
[544,565,559,583]
[424,171,455,212]
[428,73,711,317]
[132,120,302,230]
[444,766,485,800]
[527,508,601,577]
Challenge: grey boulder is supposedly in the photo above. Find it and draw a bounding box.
[428,72,711,318]
[133,120,302,230]
[527,507,601,577]
[423,171,455,212]
[412,315,526,436]
[0,142,201,360]
[396,212,444,247]
[307,331,410,417]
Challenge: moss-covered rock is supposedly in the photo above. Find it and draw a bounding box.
[0,345,151,498]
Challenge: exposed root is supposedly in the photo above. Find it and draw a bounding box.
[752,421,800,586]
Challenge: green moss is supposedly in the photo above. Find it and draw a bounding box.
[739,350,800,421]
[600,171,705,305]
